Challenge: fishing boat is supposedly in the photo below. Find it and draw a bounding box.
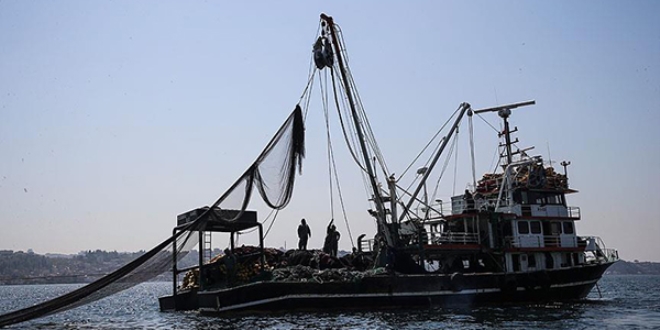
[158,13,619,315]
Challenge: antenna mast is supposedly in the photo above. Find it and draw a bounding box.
[473,100,536,164]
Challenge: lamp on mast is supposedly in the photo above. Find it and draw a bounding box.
[560,160,571,187]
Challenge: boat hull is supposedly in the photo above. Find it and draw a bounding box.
[159,262,613,314]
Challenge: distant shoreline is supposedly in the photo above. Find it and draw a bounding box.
[0,250,657,285]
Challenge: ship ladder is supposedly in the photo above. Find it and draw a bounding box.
[203,231,212,264]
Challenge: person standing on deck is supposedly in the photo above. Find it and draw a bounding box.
[330,224,341,257]
[463,189,474,213]
[323,219,334,255]
[297,218,311,250]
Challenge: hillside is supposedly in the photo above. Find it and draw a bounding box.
[0,249,656,285]
[605,260,660,275]
[0,249,199,285]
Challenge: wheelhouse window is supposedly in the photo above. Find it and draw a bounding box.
[530,221,542,234]
[513,190,529,204]
[562,221,574,234]
[550,222,562,235]
[517,221,530,234]
[513,190,566,205]
[529,192,566,206]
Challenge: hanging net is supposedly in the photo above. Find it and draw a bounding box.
[0,105,305,328]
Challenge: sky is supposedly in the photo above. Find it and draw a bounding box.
[1,1,659,261]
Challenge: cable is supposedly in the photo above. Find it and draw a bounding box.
[329,67,368,173]
[399,106,460,181]
[263,208,280,239]
[429,133,458,207]
[452,128,460,196]
[469,114,477,189]
[321,68,336,221]
[475,112,500,133]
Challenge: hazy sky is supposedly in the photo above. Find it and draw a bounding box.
[1,1,658,261]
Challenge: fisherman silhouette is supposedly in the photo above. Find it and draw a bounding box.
[323,219,340,256]
[297,218,311,250]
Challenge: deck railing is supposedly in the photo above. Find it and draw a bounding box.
[505,236,541,248]
[566,206,581,219]
[582,236,619,263]
[359,239,375,253]
[505,235,578,248]
[451,198,581,219]
[543,235,559,247]
[428,232,479,245]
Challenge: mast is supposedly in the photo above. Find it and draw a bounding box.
[474,100,535,207]
[473,100,536,164]
[320,14,393,247]
[401,101,535,221]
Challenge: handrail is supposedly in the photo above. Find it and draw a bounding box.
[566,206,581,219]
[360,239,375,253]
[427,232,479,245]
[505,235,577,248]
[505,235,541,248]
[600,248,619,263]
[448,196,581,219]
[582,236,619,263]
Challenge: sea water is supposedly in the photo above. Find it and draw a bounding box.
[0,275,659,329]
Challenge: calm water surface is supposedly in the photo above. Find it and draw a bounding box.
[1,275,659,329]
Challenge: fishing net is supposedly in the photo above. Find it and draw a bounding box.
[0,105,305,328]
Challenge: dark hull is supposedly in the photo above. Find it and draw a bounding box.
[159,262,613,314]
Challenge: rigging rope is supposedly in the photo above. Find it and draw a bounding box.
[332,26,389,179]
[452,127,460,196]
[399,106,460,181]
[401,136,446,208]
[321,69,336,221]
[263,208,279,238]
[321,57,357,248]
[469,114,477,189]
[329,66,374,212]
[329,67,368,173]
[488,141,500,175]
[429,132,459,215]
[343,69,389,177]
[301,70,316,122]
[396,103,465,221]
[473,111,502,174]
[0,105,306,328]
[475,112,500,133]
[331,154,356,249]
[299,24,322,121]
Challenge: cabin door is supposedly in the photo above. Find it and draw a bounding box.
[559,221,577,247]
[519,254,529,271]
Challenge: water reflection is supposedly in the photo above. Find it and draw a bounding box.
[2,276,659,330]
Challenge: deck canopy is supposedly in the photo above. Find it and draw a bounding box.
[176,207,258,232]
